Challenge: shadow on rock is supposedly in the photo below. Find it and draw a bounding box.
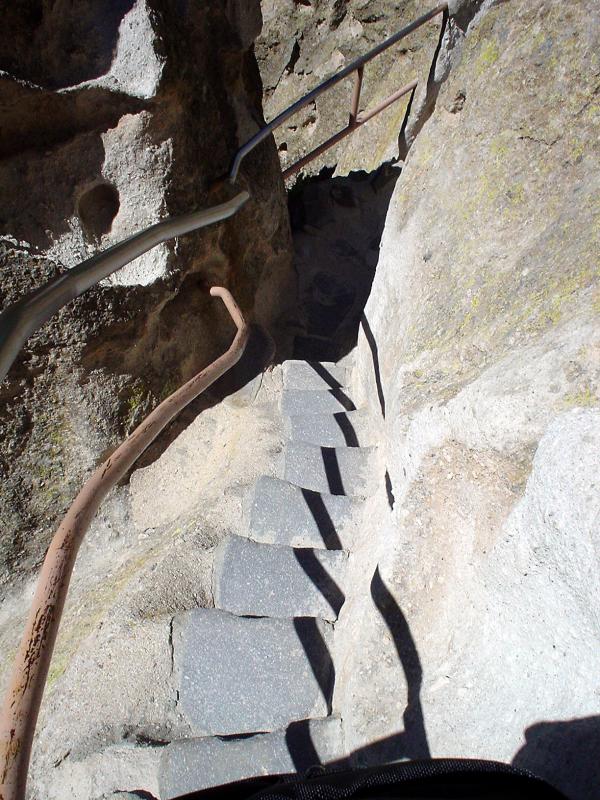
[513,715,600,800]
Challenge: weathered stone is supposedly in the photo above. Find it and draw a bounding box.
[282,360,349,391]
[247,475,358,549]
[284,443,378,497]
[159,717,346,799]
[285,409,372,447]
[214,535,348,620]
[173,609,334,735]
[256,0,452,177]
[281,388,357,415]
[338,3,600,799]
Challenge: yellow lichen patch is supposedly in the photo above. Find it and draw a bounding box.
[562,385,599,409]
[46,537,171,691]
[476,39,500,75]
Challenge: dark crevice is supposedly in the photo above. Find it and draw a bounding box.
[397,7,449,161]
[285,40,301,75]
[287,164,400,364]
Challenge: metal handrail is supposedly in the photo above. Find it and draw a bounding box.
[0,4,447,385]
[0,193,249,384]
[228,2,448,182]
[0,287,249,800]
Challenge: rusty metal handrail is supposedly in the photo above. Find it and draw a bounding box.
[0,287,249,800]
[0,192,249,385]
[229,2,448,182]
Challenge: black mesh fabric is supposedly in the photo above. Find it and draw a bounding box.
[174,759,567,800]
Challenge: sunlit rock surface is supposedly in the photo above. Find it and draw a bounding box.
[342,1,600,797]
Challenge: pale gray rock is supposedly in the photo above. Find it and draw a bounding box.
[285,409,373,447]
[281,388,357,416]
[338,2,600,798]
[282,360,349,391]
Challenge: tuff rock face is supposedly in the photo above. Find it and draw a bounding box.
[340,0,600,794]
[0,0,294,585]
[256,0,468,177]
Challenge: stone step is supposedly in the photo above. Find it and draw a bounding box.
[281,388,356,416]
[285,409,372,448]
[214,535,347,621]
[247,476,358,549]
[173,609,334,736]
[284,443,377,497]
[282,360,349,391]
[159,717,346,799]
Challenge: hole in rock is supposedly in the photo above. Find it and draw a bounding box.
[78,183,120,241]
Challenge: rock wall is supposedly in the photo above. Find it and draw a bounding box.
[256,0,464,178]
[340,0,600,795]
[0,0,294,586]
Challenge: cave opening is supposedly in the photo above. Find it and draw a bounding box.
[286,162,400,362]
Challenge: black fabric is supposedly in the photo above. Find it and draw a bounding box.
[172,759,568,800]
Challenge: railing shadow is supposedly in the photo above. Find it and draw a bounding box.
[282,564,430,774]
[300,488,344,550]
[360,312,385,419]
[293,549,346,619]
[365,567,429,762]
[293,617,336,715]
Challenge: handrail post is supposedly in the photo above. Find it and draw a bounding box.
[0,288,250,800]
[349,66,364,127]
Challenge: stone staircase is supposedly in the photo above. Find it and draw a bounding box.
[159,359,376,799]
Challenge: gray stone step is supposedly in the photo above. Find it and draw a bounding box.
[214,535,347,621]
[281,388,356,416]
[159,717,346,799]
[285,409,372,448]
[247,475,358,549]
[284,443,378,497]
[283,360,349,391]
[173,609,334,736]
